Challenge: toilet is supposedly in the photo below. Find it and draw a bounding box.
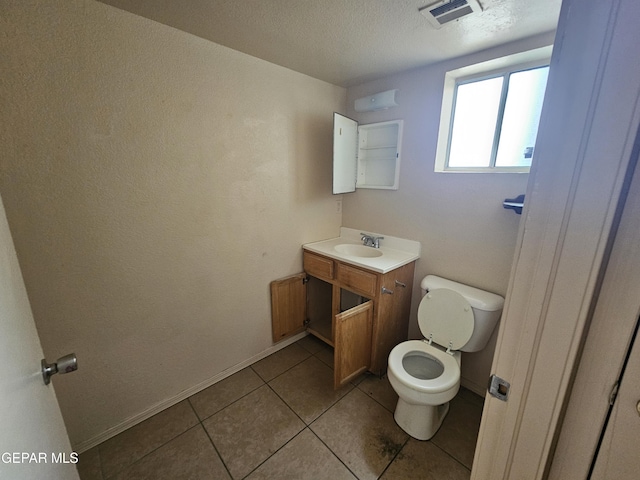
[387,275,504,440]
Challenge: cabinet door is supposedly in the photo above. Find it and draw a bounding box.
[270,273,307,342]
[334,300,373,388]
[333,113,358,194]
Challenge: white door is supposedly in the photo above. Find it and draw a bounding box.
[472,0,640,477]
[590,322,640,478]
[546,127,640,477]
[333,112,358,194]
[0,195,80,480]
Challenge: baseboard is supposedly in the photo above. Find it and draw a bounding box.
[460,377,487,398]
[74,331,309,453]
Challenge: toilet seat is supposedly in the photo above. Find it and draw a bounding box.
[388,340,460,394]
[418,288,474,351]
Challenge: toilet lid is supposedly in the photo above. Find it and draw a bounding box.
[418,289,474,350]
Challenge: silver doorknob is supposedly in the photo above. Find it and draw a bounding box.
[41,353,78,385]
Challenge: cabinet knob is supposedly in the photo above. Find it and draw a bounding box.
[382,287,394,295]
[394,280,406,288]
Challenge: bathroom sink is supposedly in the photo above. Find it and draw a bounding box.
[303,227,420,273]
[334,244,383,258]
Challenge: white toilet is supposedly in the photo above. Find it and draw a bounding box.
[387,275,504,440]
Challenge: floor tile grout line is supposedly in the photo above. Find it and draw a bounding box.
[377,435,412,479]
[304,386,402,479]
[236,343,375,479]
[101,423,202,480]
[191,372,267,423]
[193,400,234,480]
[270,351,395,432]
[431,397,483,471]
[238,425,310,480]
[98,377,267,479]
[249,348,312,384]
[353,372,398,415]
[100,398,230,479]
[259,373,363,477]
[265,381,311,427]
[254,344,338,410]
[188,396,249,480]
[430,438,473,473]
[195,379,307,480]
[306,341,398,416]
[265,356,360,427]
[188,343,331,479]
[305,426,362,480]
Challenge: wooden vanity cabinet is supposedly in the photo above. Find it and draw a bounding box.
[270,251,415,388]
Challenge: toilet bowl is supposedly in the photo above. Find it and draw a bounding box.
[387,275,504,440]
[388,340,462,440]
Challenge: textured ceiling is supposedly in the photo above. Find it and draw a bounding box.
[98,0,562,87]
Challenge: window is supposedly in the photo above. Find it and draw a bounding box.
[434,47,552,173]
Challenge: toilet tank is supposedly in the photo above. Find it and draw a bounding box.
[421,275,504,352]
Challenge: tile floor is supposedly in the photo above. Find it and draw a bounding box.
[76,336,483,480]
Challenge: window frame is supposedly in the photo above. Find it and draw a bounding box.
[434,46,553,173]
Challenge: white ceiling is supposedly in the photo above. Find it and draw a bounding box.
[98,0,562,87]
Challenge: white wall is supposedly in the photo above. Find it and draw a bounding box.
[344,32,556,394]
[0,0,344,449]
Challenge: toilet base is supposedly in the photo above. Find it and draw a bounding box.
[393,398,450,441]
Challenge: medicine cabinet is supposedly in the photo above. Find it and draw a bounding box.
[333,113,404,194]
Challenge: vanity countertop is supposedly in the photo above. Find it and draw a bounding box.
[303,227,421,274]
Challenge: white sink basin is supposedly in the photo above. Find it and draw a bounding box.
[303,228,420,274]
[334,244,383,258]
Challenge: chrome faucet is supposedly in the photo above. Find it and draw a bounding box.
[361,233,384,248]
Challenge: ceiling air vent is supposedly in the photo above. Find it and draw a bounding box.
[419,0,483,29]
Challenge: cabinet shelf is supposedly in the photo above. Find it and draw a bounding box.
[307,317,333,346]
[357,155,397,162]
[360,145,396,150]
